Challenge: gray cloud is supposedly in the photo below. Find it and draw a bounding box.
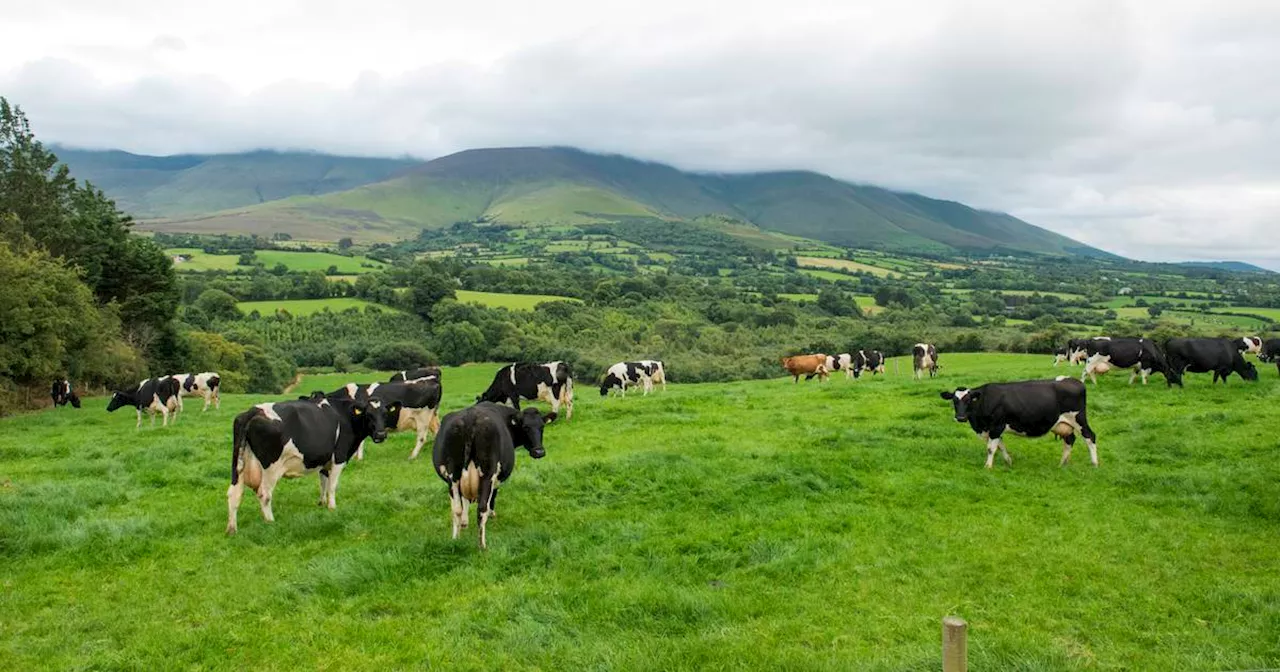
[2,0,1278,268]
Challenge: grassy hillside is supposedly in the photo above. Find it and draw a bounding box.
[2,354,1277,669]
[72,146,1111,257]
[166,248,386,273]
[54,148,417,218]
[237,298,392,316]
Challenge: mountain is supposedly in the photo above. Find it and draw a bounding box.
[57,146,1112,257]
[1176,261,1273,274]
[53,147,418,218]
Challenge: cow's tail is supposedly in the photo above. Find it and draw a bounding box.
[231,410,251,485]
[458,411,479,502]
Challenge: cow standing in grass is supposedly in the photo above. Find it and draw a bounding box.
[477,361,574,419]
[853,350,886,377]
[1166,338,1258,384]
[829,354,854,379]
[941,377,1099,468]
[169,372,221,412]
[1081,337,1180,386]
[781,354,829,383]
[324,378,442,460]
[107,377,181,428]
[431,402,555,549]
[50,379,80,408]
[226,396,388,534]
[912,344,938,380]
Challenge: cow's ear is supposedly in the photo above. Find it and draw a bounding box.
[939,391,954,400]
[543,412,557,424]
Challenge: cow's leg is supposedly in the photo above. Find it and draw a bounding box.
[318,467,330,506]
[325,461,345,509]
[226,472,246,535]
[203,390,212,412]
[256,464,285,523]
[214,388,220,410]
[409,414,429,461]
[428,408,440,434]
[488,488,499,519]
[1060,433,1076,466]
[135,408,142,429]
[997,439,1012,466]
[1076,411,1100,466]
[449,480,464,540]
[475,472,497,550]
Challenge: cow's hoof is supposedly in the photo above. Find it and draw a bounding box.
[226,527,237,536]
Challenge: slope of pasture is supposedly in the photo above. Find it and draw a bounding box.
[2,355,1278,670]
[237,298,390,316]
[795,256,895,277]
[455,290,582,310]
[166,248,386,273]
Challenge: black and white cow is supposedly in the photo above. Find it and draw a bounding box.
[169,372,221,412]
[912,343,939,380]
[107,377,181,428]
[325,378,443,460]
[1053,347,1070,366]
[226,396,389,534]
[852,350,886,378]
[1166,338,1258,384]
[640,360,667,391]
[1258,339,1280,375]
[940,376,1099,469]
[390,367,441,383]
[828,354,854,379]
[50,379,80,408]
[431,402,554,549]
[1237,337,1263,357]
[600,361,661,396]
[1067,337,1109,365]
[1081,337,1181,387]
[477,361,574,419]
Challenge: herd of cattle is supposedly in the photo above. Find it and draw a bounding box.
[42,334,1277,548]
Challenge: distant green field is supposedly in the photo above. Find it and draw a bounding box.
[237,298,389,316]
[799,268,855,282]
[796,256,893,277]
[1214,306,1280,321]
[945,289,1085,301]
[167,248,386,274]
[455,290,581,310]
[1111,307,1267,330]
[474,257,531,267]
[778,293,819,303]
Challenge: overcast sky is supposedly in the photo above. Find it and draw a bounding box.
[3,0,1278,267]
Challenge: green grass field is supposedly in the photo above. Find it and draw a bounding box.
[237,298,389,316]
[455,290,582,310]
[796,256,894,277]
[167,248,387,274]
[3,354,1279,669]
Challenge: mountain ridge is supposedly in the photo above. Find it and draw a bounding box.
[55,145,1114,257]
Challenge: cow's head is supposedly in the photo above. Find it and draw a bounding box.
[353,399,393,443]
[1241,360,1259,381]
[939,388,980,422]
[105,391,132,412]
[599,374,621,396]
[509,407,555,458]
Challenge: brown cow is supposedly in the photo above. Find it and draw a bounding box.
[782,354,830,383]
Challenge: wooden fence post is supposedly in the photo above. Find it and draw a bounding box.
[943,616,967,672]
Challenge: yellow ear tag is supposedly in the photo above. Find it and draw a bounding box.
[354,408,362,415]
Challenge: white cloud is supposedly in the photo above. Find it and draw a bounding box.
[1,0,1278,268]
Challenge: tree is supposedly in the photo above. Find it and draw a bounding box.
[433,322,487,366]
[196,289,243,322]
[406,264,457,319]
[817,288,859,317]
[338,237,354,250]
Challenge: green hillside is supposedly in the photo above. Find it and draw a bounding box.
[54,147,417,218]
[61,146,1112,257]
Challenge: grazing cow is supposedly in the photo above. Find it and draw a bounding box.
[107,377,181,428]
[600,361,661,396]
[1166,338,1258,384]
[940,377,1099,469]
[50,379,80,408]
[828,354,854,379]
[1258,339,1280,375]
[852,350,886,378]
[1237,337,1263,357]
[912,344,939,380]
[476,361,574,418]
[431,402,555,549]
[639,360,668,391]
[390,367,441,383]
[1067,337,1109,365]
[325,378,443,460]
[170,372,221,412]
[781,354,829,383]
[226,396,389,534]
[1053,347,1070,366]
[1080,337,1180,387]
